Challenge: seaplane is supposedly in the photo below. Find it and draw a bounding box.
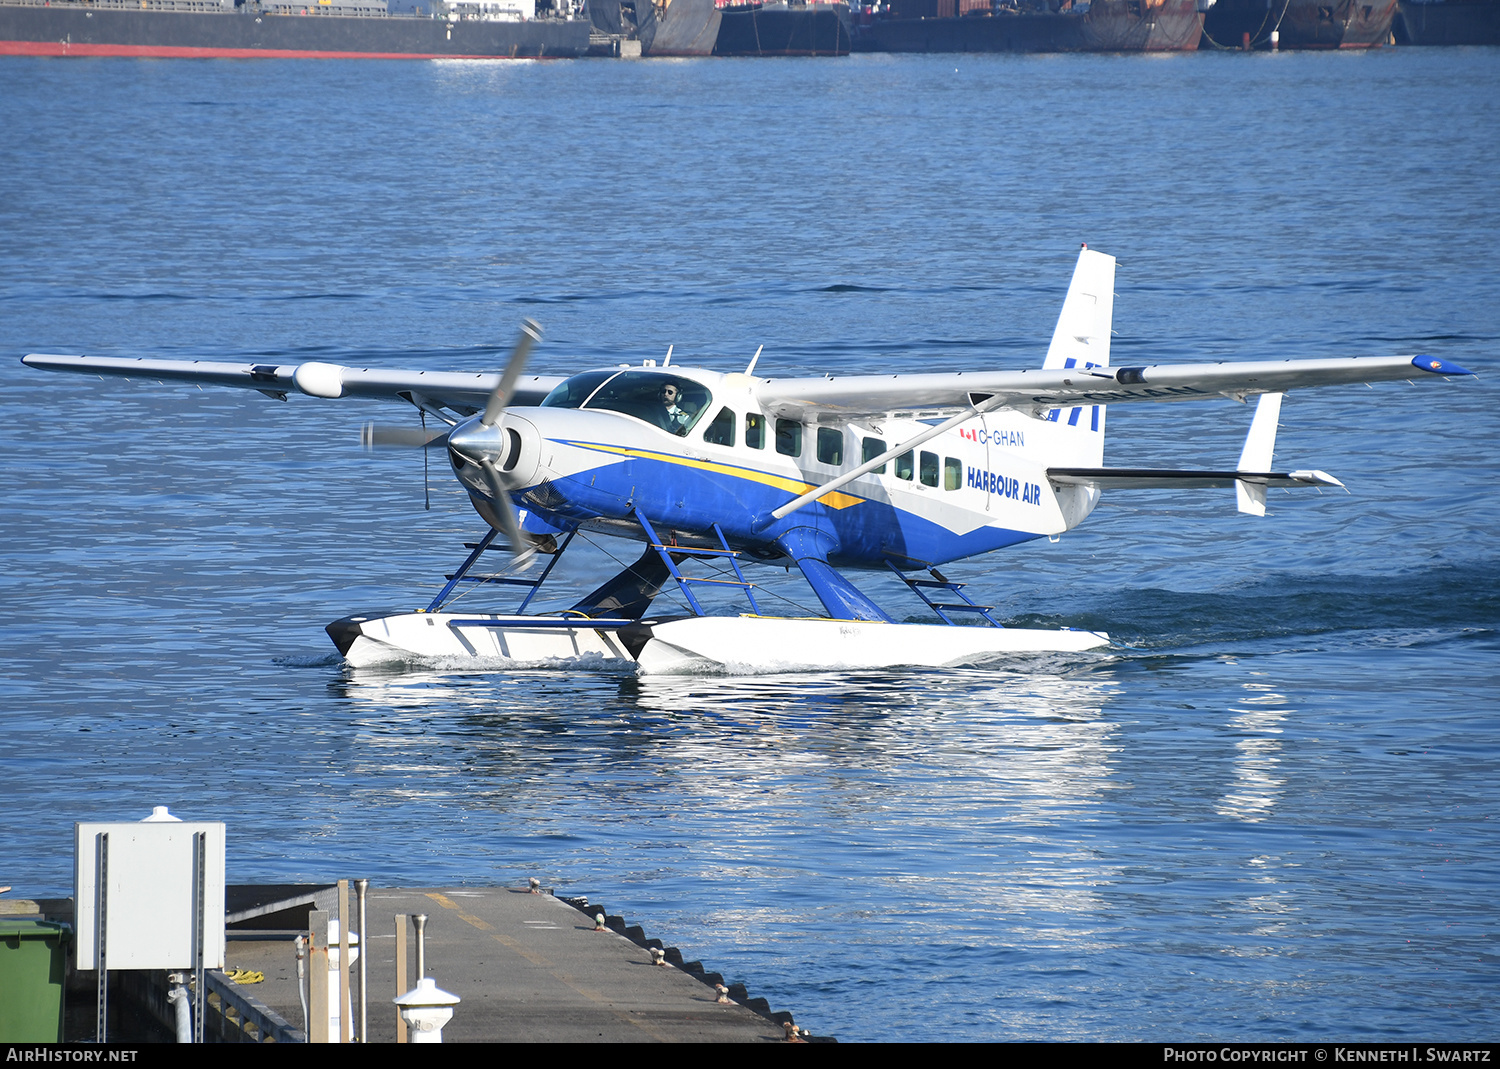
[22,247,1474,673]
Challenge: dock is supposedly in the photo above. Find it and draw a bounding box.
[12,883,814,1044]
[230,885,796,1043]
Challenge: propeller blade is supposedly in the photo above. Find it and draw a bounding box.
[480,459,538,571]
[481,318,543,428]
[360,424,452,449]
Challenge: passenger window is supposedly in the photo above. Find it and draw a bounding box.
[703,407,735,447]
[862,437,887,474]
[775,419,802,457]
[745,413,765,450]
[920,451,939,487]
[894,450,914,481]
[944,457,962,491]
[816,427,843,466]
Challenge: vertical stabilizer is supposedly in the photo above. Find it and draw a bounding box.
[1043,246,1116,371]
[1235,392,1283,517]
[1034,245,1115,471]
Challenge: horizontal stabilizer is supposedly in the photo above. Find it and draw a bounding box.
[1048,467,1344,491]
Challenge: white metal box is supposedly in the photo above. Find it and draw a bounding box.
[73,821,226,971]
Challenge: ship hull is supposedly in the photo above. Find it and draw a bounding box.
[1202,0,1397,48]
[0,3,591,58]
[1394,0,1500,42]
[714,2,852,56]
[852,0,1203,52]
[644,0,722,52]
[588,0,722,54]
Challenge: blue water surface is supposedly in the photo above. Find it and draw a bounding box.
[1,47,1497,1042]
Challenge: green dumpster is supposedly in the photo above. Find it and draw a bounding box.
[0,918,70,1042]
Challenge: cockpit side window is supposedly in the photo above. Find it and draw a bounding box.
[703,407,735,447]
[567,371,712,437]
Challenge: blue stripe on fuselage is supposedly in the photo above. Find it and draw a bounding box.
[527,451,1040,570]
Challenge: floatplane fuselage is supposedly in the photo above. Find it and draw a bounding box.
[444,369,1100,624]
[21,247,1474,672]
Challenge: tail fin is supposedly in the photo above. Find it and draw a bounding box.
[1235,392,1282,517]
[1043,245,1115,371]
[1038,245,1115,469]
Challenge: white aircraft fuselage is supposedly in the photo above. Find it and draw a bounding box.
[447,365,1101,578]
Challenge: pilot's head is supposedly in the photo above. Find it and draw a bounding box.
[659,383,679,406]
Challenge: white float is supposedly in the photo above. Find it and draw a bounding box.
[327,611,1109,674]
[633,616,1109,674]
[327,612,637,669]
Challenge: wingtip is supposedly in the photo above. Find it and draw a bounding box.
[1411,354,1473,377]
[1289,469,1346,490]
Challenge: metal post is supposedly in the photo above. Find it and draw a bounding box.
[413,914,428,980]
[307,910,330,1044]
[394,914,408,1044]
[337,879,350,1043]
[193,832,206,1044]
[95,832,109,1044]
[356,879,368,1043]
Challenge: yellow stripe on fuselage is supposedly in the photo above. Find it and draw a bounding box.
[562,441,867,511]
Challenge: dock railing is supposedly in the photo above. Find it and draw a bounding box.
[204,969,306,1044]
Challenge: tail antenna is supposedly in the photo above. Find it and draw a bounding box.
[745,345,764,376]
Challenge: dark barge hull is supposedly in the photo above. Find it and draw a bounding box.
[587,0,722,54]
[1201,0,1397,47]
[852,0,1203,52]
[1393,0,1500,42]
[0,3,590,58]
[714,2,852,55]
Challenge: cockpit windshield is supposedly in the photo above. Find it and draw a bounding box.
[541,370,713,437]
[539,370,615,411]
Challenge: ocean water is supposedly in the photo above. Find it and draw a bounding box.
[1,47,1497,1042]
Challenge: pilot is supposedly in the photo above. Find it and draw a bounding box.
[657,382,690,433]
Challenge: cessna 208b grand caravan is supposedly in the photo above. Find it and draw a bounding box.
[22,247,1473,672]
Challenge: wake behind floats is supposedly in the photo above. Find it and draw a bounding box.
[22,247,1473,673]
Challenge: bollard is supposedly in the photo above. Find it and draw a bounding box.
[326,916,360,1043]
[393,977,460,1044]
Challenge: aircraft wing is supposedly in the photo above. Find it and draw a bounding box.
[753,354,1474,422]
[20,353,566,414]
